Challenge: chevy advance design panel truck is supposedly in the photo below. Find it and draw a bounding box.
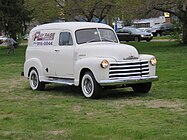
[24,22,158,98]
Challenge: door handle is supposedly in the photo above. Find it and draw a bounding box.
[55,50,60,52]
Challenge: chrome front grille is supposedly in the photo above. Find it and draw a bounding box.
[109,60,149,79]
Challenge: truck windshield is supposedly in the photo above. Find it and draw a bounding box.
[76,28,118,44]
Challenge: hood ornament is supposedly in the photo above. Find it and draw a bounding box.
[124,55,138,60]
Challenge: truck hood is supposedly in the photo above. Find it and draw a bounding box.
[78,42,139,61]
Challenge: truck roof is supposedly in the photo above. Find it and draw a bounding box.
[31,22,112,32]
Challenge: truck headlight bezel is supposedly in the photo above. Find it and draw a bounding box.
[150,57,157,66]
[100,60,109,69]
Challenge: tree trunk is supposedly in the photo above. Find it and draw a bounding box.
[182,0,187,44]
[182,22,187,44]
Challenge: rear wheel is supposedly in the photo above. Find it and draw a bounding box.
[29,69,45,90]
[156,32,161,37]
[134,36,140,42]
[132,82,152,93]
[81,71,101,99]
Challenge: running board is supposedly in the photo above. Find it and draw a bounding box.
[42,78,74,86]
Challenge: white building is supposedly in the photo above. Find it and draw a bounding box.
[133,16,166,28]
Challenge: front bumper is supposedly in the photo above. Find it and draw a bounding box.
[99,76,158,86]
[141,36,153,40]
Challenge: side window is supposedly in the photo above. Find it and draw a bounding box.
[59,32,73,46]
[123,30,129,33]
[117,29,123,33]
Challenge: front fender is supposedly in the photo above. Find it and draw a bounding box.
[139,54,157,76]
[74,57,115,86]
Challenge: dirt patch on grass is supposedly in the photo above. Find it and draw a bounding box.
[73,105,81,112]
[85,112,94,117]
[0,77,27,91]
[48,130,66,135]
[144,99,183,108]
[2,63,22,67]
[115,99,186,114]
[0,112,15,121]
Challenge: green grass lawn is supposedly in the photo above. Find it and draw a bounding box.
[0,42,187,140]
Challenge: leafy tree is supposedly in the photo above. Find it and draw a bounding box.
[0,0,32,40]
[114,0,145,20]
[57,0,115,22]
[147,0,187,44]
[26,0,63,24]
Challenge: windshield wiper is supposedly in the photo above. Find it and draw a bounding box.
[86,39,100,43]
[101,37,114,42]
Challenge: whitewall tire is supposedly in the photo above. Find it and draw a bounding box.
[81,72,101,99]
[29,69,45,90]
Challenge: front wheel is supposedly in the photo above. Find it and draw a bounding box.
[29,69,45,90]
[81,72,101,99]
[132,82,152,93]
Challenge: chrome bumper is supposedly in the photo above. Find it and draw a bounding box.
[99,76,158,86]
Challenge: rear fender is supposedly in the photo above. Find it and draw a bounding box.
[24,58,44,81]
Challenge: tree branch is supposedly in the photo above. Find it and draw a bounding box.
[54,0,64,8]
[153,6,182,20]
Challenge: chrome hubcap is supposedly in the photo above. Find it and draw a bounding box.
[84,78,92,94]
[31,73,38,88]
[82,74,94,97]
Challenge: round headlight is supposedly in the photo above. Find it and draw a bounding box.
[150,57,157,66]
[100,60,109,69]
